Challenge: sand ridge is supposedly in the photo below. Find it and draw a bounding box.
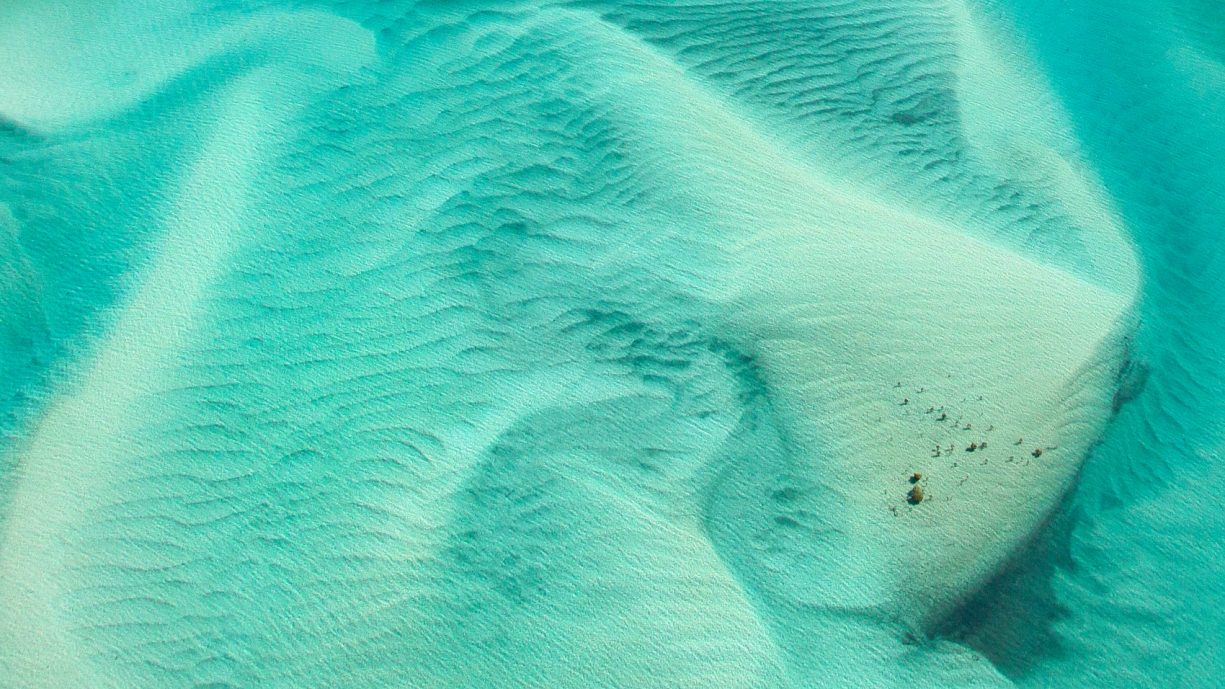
[0,12,376,687]
[0,2,1143,688]
[535,5,1137,627]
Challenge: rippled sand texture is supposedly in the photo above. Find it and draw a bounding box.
[0,1,1196,688]
[952,1,1225,687]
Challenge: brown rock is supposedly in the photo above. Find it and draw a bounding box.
[1032,448,1043,458]
[910,472,922,483]
[907,485,925,504]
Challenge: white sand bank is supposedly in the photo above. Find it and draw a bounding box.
[0,4,1141,686]
[552,6,1139,630]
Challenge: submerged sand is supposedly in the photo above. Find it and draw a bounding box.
[0,2,1140,688]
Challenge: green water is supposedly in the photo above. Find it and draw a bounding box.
[0,1,1220,687]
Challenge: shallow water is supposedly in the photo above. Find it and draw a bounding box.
[955,0,1225,684]
[0,1,1220,687]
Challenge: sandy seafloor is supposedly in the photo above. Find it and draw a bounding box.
[0,1,1221,687]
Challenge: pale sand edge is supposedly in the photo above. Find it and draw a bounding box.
[0,16,375,679]
[554,8,1140,626]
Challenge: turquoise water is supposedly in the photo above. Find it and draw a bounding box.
[0,1,1221,687]
[956,0,1225,684]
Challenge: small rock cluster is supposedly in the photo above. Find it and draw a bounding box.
[890,379,1055,509]
[907,472,924,504]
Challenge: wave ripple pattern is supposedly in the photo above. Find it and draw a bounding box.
[0,1,1219,688]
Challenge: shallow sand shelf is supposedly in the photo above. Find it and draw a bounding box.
[8,1,1209,688]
